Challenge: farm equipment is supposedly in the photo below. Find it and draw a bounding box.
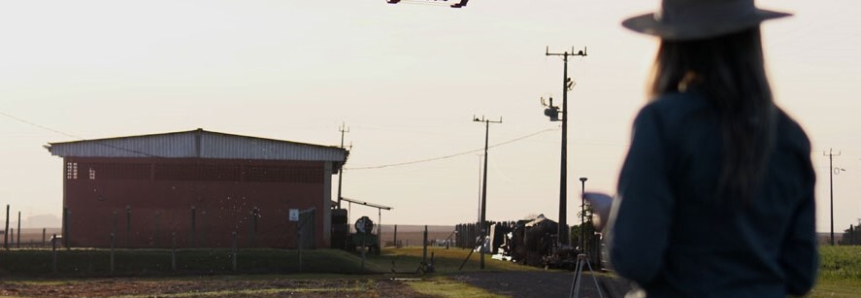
[346,216,380,255]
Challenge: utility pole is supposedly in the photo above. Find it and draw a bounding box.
[477,155,483,223]
[474,115,502,270]
[545,46,587,247]
[825,148,841,246]
[337,123,350,209]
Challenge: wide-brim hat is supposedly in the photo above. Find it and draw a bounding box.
[622,0,792,41]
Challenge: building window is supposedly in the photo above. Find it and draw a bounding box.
[66,162,78,180]
[78,163,151,180]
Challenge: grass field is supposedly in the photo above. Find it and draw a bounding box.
[0,248,370,277]
[0,247,524,298]
[0,245,531,278]
[1,245,860,297]
[810,246,861,298]
[406,277,508,298]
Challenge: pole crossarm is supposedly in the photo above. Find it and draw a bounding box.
[546,46,588,58]
[340,197,393,211]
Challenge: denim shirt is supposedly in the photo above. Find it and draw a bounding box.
[609,92,818,298]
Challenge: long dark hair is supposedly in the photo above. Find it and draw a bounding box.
[650,28,776,203]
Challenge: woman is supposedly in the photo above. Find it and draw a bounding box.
[608,1,818,297]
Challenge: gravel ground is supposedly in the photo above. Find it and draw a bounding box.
[0,272,631,298]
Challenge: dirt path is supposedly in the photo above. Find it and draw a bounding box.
[0,277,436,298]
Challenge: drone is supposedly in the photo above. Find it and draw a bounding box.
[386,0,469,8]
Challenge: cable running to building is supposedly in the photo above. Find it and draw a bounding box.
[346,128,558,170]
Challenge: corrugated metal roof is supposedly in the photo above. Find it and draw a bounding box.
[46,129,347,162]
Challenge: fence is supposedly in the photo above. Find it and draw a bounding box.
[1,202,318,253]
[50,206,317,250]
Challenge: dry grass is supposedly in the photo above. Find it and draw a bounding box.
[406,277,510,298]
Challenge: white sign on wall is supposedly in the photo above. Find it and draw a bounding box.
[289,209,299,222]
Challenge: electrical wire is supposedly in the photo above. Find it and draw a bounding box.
[0,110,162,157]
[2,110,561,165]
[0,111,80,140]
[346,128,559,170]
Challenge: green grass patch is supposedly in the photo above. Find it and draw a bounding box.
[0,246,539,278]
[811,246,861,297]
[407,277,511,298]
[0,248,369,277]
[809,278,861,298]
[818,246,861,281]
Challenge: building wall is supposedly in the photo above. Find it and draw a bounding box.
[62,157,331,248]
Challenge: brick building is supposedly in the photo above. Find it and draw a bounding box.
[46,129,347,249]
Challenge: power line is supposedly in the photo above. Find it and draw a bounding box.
[0,110,162,157]
[346,127,558,170]
[0,111,81,140]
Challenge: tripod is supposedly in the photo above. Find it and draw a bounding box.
[568,253,604,298]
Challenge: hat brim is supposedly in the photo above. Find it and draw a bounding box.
[622,9,792,41]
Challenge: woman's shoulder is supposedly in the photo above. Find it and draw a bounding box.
[645,91,709,112]
[636,92,711,127]
[775,108,812,153]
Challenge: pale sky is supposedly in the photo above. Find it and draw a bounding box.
[2,0,860,234]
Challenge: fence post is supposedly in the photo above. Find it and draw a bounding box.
[200,210,207,248]
[393,225,398,248]
[110,233,115,273]
[42,228,46,247]
[126,206,131,248]
[154,212,160,247]
[51,234,57,274]
[16,211,21,248]
[171,233,176,271]
[455,224,459,248]
[251,207,258,248]
[232,231,237,272]
[190,206,196,248]
[423,225,428,264]
[298,228,303,273]
[63,207,69,249]
[4,205,9,250]
[360,236,366,273]
[112,211,117,239]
